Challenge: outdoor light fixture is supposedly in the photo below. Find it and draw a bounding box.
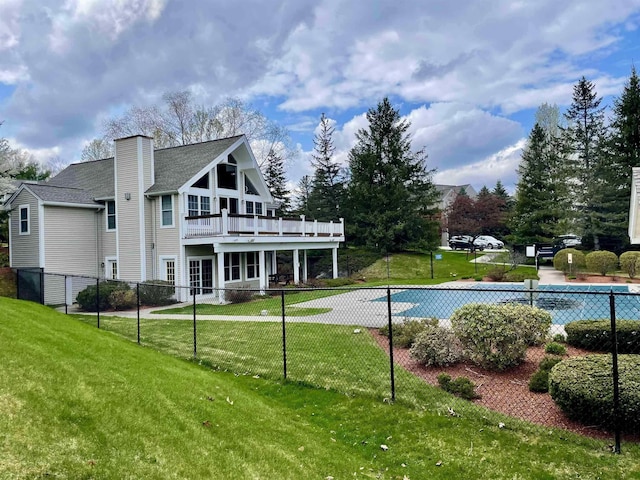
[124,193,131,201]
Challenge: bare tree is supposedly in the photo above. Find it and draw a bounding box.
[81,138,114,162]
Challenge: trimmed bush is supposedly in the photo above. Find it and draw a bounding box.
[529,356,562,393]
[585,250,618,276]
[409,325,463,367]
[109,289,137,311]
[450,303,552,371]
[76,281,130,311]
[486,267,507,281]
[437,373,480,400]
[138,280,175,306]
[504,271,538,282]
[226,289,254,304]
[553,248,586,274]
[549,354,640,431]
[379,318,437,348]
[544,342,566,355]
[619,251,640,278]
[564,319,640,353]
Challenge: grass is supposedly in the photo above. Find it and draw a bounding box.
[358,250,537,285]
[154,289,337,316]
[2,297,640,479]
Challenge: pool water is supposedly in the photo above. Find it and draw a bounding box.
[377,284,640,325]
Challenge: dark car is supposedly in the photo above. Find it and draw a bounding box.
[449,235,484,251]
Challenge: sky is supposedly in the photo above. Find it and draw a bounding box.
[1,0,640,194]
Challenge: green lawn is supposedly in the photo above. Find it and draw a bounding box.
[2,297,640,479]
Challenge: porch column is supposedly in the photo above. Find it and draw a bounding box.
[217,252,225,304]
[332,247,338,279]
[259,250,266,294]
[293,248,300,284]
[302,250,308,283]
[271,251,277,275]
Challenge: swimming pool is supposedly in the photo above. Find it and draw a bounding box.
[376,284,640,325]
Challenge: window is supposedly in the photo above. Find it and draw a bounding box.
[267,209,275,217]
[19,205,30,235]
[245,175,259,195]
[255,202,263,215]
[105,201,116,231]
[188,195,210,217]
[192,173,209,189]
[217,163,237,190]
[161,195,173,227]
[219,197,238,214]
[246,201,254,215]
[246,252,259,279]
[200,196,210,216]
[110,262,118,280]
[105,258,117,280]
[188,195,199,217]
[224,253,241,281]
[165,259,175,285]
[189,258,213,295]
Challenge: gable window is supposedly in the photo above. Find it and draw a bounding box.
[161,195,174,227]
[246,252,259,279]
[217,163,237,190]
[19,205,30,235]
[106,201,116,231]
[224,253,241,281]
[245,175,259,195]
[192,173,209,189]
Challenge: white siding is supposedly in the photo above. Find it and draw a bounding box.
[155,194,180,280]
[9,189,40,268]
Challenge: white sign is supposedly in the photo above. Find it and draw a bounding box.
[526,245,536,258]
[568,253,573,264]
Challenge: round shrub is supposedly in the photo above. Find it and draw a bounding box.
[544,342,566,355]
[564,319,640,354]
[76,281,130,311]
[585,250,618,276]
[409,324,463,366]
[450,303,552,371]
[138,280,176,306]
[549,355,640,431]
[553,248,586,274]
[379,318,437,348]
[437,373,480,400]
[619,251,640,278]
[529,356,562,393]
[109,289,137,310]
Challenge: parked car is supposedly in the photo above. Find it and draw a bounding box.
[474,235,504,249]
[556,234,582,248]
[449,235,485,251]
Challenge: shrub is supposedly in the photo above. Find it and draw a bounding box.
[225,289,254,304]
[619,251,640,278]
[549,355,640,431]
[450,303,552,371]
[138,280,175,306]
[324,278,356,287]
[409,325,463,367]
[437,373,480,400]
[585,250,618,276]
[0,252,9,268]
[486,267,507,281]
[552,333,566,343]
[109,289,137,310]
[544,342,566,355]
[379,318,437,348]
[553,248,586,274]
[564,319,640,353]
[529,356,562,393]
[76,281,130,311]
[504,271,538,282]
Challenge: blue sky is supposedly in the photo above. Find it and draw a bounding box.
[1,0,640,193]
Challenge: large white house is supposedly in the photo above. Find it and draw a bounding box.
[4,135,345,303]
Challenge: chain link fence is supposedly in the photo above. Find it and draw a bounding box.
[16,269,640,451]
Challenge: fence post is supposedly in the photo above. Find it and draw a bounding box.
[387,287,396,402]
[193,287,197,359]
[136,283,141,345]
[64,275,68,315]
[609,291,621,454]
[39,269,44,305]
[15,269,20,300]
[96,278,100,329]
[281,289,287,379]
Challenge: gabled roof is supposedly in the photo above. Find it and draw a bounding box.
[147,135,243,194]
[47,157,115,199]
[27,184,100,205]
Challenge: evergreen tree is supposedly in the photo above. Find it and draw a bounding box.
[308,113,343,220]
[511,124,560,244]
[603,66,640,252]
[262,149,290,215]
[292,175,313,216]
[345,98,440,252]
[563,77,607,249]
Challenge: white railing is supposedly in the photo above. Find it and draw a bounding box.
[183,210,344,239]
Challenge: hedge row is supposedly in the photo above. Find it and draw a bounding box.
[549,355,640,432]
[76,280,175,311]
[565,319,640,354]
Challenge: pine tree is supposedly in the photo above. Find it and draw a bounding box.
[345,98,440,252]
[292,175,313,216]
[511,124,560,244]
[602,66,640,252]
[563,77,607,249]
[308,113,343,220]
[262,150,290,215]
